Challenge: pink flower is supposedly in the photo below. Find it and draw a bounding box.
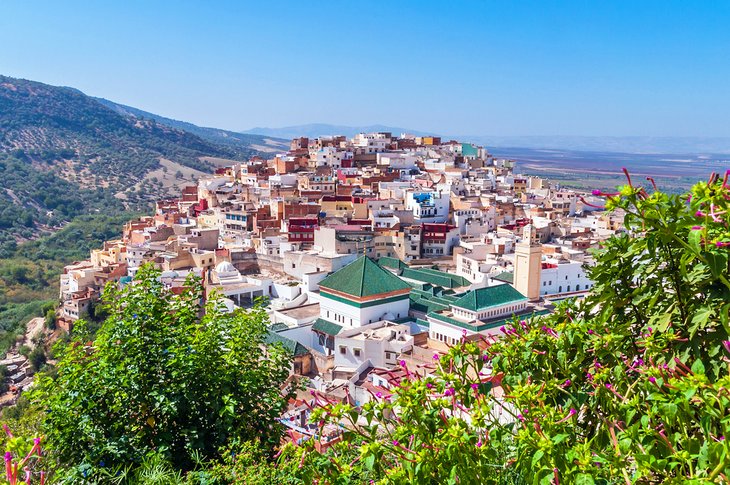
[426,382,433,389]
[562,379,571,388]
[691,226,703,230]
[648,376,656,384]
[476,439,483,447]
[555,408,577,424]
[399,359,406,367]
[471,383,479,390]
[375,392,383,398]
[392,440,399,446]
[444,387,455,397]
[696,210,705,217]
[586,372,593,381]
[432,353,440,360]
[722,341,730,354]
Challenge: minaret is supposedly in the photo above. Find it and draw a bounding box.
[514,224,542,301]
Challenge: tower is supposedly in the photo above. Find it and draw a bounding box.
[514,224,542,301]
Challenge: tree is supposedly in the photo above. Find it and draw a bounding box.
[283,172,730,483]
[34,264,294,476]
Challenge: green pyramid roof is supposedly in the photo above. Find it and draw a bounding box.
[452,284,527,312]
[264,330,310,357]
[319,256,411,298]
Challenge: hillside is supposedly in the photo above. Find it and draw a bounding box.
[95,97,288,156]
[0,75,272,246]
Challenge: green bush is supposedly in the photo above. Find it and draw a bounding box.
[34,264,295,475]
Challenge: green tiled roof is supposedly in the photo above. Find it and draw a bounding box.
[427,308,551,332]
[269,322,290,332]
[492,272,514,284]
[378,256,409,271]
[312,318,343,336]
[319,256,411,298]
[401,267,470,289]
[452,284,527,312]
[265,330,309,357]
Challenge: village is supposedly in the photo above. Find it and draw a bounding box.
[53,131,624,445]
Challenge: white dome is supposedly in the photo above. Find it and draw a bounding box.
[215,261,238,275]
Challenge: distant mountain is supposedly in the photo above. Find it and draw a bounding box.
[244,123,730,155]
[241,123,437,139]
[96,98,287,156]
[466,136,730,155]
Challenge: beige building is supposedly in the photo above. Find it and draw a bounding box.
[513,225,542,301]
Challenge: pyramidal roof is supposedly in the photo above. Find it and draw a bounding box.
[319,256,411,298]
[452,284,527,311]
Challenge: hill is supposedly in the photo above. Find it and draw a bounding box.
[95,98,288,156]
[0,75,276,246]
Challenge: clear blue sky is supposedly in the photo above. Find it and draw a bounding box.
[1,1,728,137]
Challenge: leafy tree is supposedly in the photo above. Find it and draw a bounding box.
[281,173,730,483]
[44,308,57,330]
[34,264,294,475]
[28,347,46,373]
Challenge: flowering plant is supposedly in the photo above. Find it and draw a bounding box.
[1,426,44,485]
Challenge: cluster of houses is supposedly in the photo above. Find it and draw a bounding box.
[55,131,624,444]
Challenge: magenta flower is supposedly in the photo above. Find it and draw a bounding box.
[696,210,706,217]
[375,392,383,398]
[426,382,433,389]
[722,341,730,354]
[648,376,656,384]
[392,440,399,446]
[586,372,593,381]
[691,226,703,230]
[471,383,479,390]
[562,379,571,388]
[444,387,455,397]
[3,452,10,462]
[399,359,406,367]
[555,408,577,424]
[476,439,483,447]
[432,353,440,360]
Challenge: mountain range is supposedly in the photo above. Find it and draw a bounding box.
[241,123,435,140]
[243,124,730,155]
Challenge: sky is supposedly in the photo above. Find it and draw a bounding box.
[1,1,729,137]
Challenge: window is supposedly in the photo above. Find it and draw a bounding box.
[339,346,347,355]
[354,348,361,357]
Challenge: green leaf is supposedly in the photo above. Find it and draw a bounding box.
[551,433,569,445]
[575,473,596,485]
[691,359,705,375]
[532,449,544,468]
[688,225,702,253]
